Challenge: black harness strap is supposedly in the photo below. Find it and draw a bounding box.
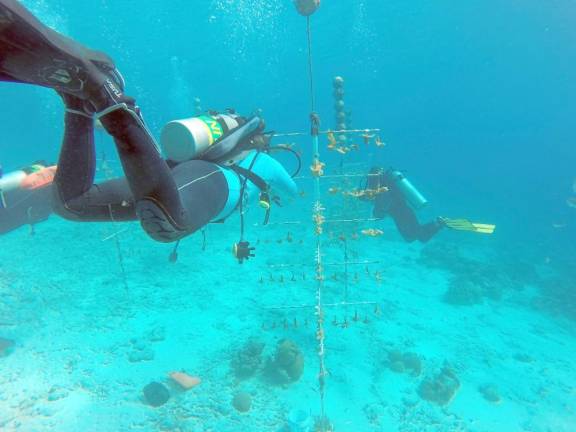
[229,165,269,192]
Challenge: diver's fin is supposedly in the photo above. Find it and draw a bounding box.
[0,0,121,99]
[441,217,496,234]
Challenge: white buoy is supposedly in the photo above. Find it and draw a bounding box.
[294,0,320,16]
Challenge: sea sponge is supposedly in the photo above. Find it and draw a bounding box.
[387,350,422,377]
[266,339,304,385]
[402,352,423,377]
[387,350,405,373]
[143,382,170,407]
[277,339,304,381]
[169,372,201,390]
[419,243,465,271]
[147,326,166,342]
[479,384,501,403]
[418,366,460,405]
[128,347,155,363]
[0,337,14,357]
[232,392,252,413]
[444,276,483,305]
[534,277,576,321]
[230,339,265,380]
[286,355,304,381]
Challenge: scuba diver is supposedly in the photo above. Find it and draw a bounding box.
[0,162,55,235]
[364,167,443,243]
[0,0,298,263]
[364,167,495,243]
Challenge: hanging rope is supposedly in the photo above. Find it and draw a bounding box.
[304,11,329,429]
[107,203,129,293]
[306,16,316,115]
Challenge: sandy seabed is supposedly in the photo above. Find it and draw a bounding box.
[1,200,575,432]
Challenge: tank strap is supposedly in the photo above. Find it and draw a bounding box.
[229,165,268,192]
[210,163,271,224]
[214,114,233,135]
[199,117,261,163]
[230,164,272,227]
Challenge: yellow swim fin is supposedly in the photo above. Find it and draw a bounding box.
[440,217,496,234]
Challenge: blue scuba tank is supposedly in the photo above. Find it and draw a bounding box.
[386,169,428,210]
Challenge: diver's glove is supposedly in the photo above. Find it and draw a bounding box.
[233,241,255,264]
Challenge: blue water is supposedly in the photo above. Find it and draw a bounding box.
[1,1,575,431]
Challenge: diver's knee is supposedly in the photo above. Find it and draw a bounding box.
[135,199,187,243]
[51,200,74,220]
[51,190,83,222]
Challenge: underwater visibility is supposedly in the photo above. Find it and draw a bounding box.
[1,0,575,431]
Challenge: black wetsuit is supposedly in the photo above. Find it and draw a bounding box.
[53,108,229,239]
[0,0,240,242]
[367,167,442,243]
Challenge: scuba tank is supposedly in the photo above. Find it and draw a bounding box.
[0,170,27,193]
[160,112,253,163]
[21,165,57,190]
[0,163,56,193]
[0,163,52,192]
[386,169,428,210]
[0,163,56,210]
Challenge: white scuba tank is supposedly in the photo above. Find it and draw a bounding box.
[160,114,240,162]
[0,170,28,193]
[0,164,56,194]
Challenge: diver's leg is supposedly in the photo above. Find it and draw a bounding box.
[98,105,191,241]
[388,201,421,243]
[0,1,188,239]
[389,200,443,243]
[416,220,443,243]
[53,96,96,206]
[52,95,136,221]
